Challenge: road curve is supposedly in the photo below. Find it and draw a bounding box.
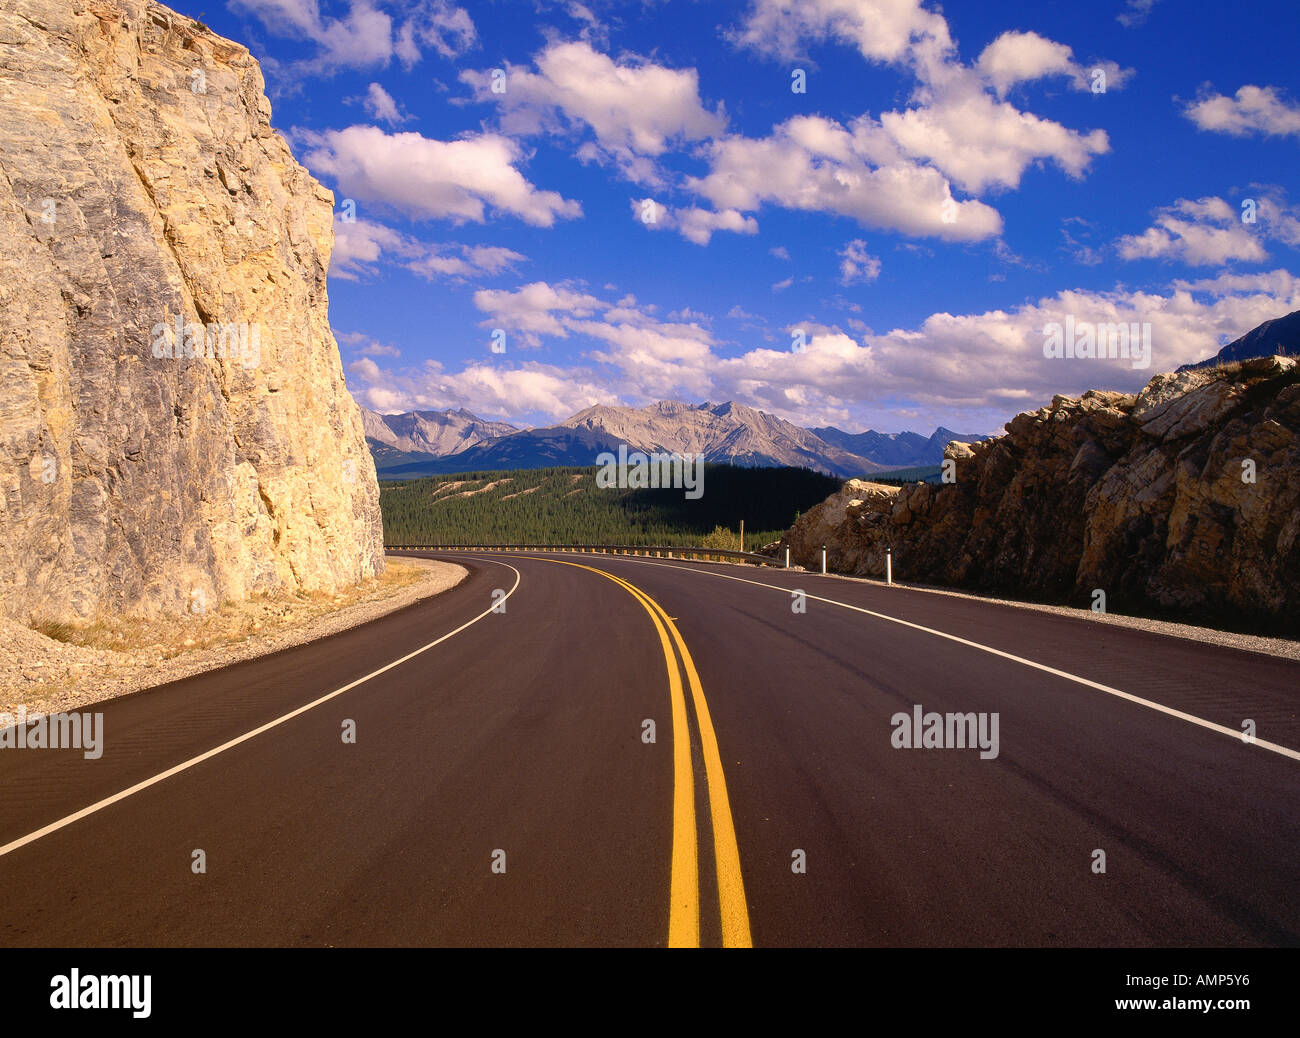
[0,550,1296,947]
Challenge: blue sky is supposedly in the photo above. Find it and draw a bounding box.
[176,0,1300,435]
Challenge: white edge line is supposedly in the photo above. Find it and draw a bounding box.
[0,561,523,859]
[512,552,1300,763]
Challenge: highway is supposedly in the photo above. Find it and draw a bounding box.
[0,550,1296,947]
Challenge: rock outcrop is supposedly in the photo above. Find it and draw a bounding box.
[781,357,1300,630]
[0,0,384,621]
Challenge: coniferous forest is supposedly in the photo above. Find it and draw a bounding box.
[379,464,843,550]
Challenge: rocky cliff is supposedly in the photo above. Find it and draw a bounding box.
[781,357,1300,630]
[0,0,384,621]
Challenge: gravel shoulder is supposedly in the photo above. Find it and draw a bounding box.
[1,558,466,718]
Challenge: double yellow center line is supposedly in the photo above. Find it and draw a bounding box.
[522,557,752,948]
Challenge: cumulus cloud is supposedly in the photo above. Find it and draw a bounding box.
[347,268,1300,431]
[472,281,607,347]
[838,240,882,284]
[347,356,608,425]
[472,280,716,399]
[362,82,408,124]
[1117,197,1270,266]
[976,31,1132,97]
[686,115,1002,241]
[230,0,476,76]
[1183,85,1300,138]
[460,40,725,186]
[300,126,582,226]
[631,198,759,245]
[721,1,1122,208]
[731,0,953,66]
[880,86,1110,194]
[697,271,1300,429]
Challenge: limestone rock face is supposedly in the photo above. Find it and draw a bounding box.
[0,0,384,620]
[782,358,1300,628]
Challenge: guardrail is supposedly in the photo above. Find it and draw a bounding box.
[385,543,788,567]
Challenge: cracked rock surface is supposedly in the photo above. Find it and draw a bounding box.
[782,357,1300,628]
[0,0,384,621]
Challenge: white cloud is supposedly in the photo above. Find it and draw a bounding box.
[564,1,606,41]
[838,240,882,284]
[976,31,1131,97]
[1060,217,1105,267]
[631,198,759,245]
[880,86,1110,193]
[731,0,953,66]
[471,280,716,400]
[686,115,1003,241]
[472,281,607,347]
[347,356,608,424]
[231,0,476,75]
[977,31,1074,95]
[1117,197,1269,266]
[769,245,791,260]
[394,0,476,63]
[1117,0,1160,28]
[697,271,1300,429]
[331,217,526,281]
[331,217,410,279]
[460,40,725,186]
[772,277,794,292]
[301,126,582,227]
[338,331,401,358]
[362,82,407,124]
[348,270,1300,431]
[1184,85,1300,138]
[1254,187,1300,248]
[724,1,1121,204]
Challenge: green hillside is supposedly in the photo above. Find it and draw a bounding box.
[380,464,842,550]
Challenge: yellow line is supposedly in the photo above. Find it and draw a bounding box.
[518,557,699,948]
[599,570,754,949]
[511,555,752,949]
[655,608,753,948]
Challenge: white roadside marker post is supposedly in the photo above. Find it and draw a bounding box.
[785,547,790,569]
[886,547,892,586]
[821,546,827,575]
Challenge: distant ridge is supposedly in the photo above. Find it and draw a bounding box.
[1178,310,1300,371]
[361,399,982,479]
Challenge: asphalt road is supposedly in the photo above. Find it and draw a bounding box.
[0,550,1296,947]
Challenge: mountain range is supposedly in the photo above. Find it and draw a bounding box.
[360,400,983,479]
[1178,309,1300,371]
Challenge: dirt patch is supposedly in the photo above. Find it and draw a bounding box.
[1,558,466,717]
[447,478,512,499]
